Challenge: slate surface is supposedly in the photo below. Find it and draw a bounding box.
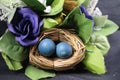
[0,0,120,80]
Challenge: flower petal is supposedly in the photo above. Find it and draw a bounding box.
[80,5,93,20]
[22,13,39,36]
[20,25,30,40]
[18,8,35,15]
[8,7,42,46]
[19,18,31,34]
[19,18,26,32]
[33,20,43,36]
[8,24,20,35]
[16,36,39,46]
[30,14,39,35]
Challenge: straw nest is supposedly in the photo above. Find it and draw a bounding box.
[29,28,85,71]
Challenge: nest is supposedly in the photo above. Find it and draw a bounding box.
[29,28,85,71]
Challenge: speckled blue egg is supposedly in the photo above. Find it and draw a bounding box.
[38,38,55,57]
[56,42,73,59]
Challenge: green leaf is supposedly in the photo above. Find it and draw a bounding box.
[82,0,91,7]
[83,45,106,74]
[46,0,54,5]
[1,53,23,70]
[0,32,29,61]
[22,0,46,12]
[77,0,86,5]
[43,18,58,29]
[93,15,108,27]
[90,34,110,55]
[43,0,64,16]
[94,20,119,36]
[61,6,80,27]
[74,14,93,43]
[25,65,56,80]
[61,6,92,43]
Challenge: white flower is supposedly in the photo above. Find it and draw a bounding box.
[92,7,102,16]
[0,0,26,21]
[87,0,99,15]
[38,0,51,13]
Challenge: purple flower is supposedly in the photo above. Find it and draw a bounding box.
[80,5,93,20]
[8,8,43,46]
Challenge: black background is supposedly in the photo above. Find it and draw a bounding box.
[0,0,120,80]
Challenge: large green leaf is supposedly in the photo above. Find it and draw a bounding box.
[1,53,23,70]
[61,6,92,43]
[74,14,93,43]
[0,32,29,61]
[25,65,56,80]
[90,34,110,55]
[43,0,64,16]
[22,0,46,12]
[83,45,106,74]
[94,20,119,36]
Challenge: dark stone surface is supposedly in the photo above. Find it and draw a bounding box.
[98,0,120,29]
[0,0,120,80]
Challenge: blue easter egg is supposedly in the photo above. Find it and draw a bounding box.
[38,38,55,57]
[56,42,73,59]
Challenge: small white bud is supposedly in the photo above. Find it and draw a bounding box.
[38,0,46,6]
[44,6,51,13]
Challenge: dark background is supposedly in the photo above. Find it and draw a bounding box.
[0,0,120,80]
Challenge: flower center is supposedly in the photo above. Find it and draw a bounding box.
[19,17,33,35]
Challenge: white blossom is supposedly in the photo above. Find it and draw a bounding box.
[0,0,26,21]
[38,0,52,13]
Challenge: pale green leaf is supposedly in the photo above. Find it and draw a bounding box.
[1,53,23,70]
[77,0,86,5]
[25,65,56,80]
[94,20,119,36]
[93,15,108,28]
[82,0,91,7]
[83,45,106,74]
[90,34,110,55]
[43,18,58,29]
[0,32,29,61]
